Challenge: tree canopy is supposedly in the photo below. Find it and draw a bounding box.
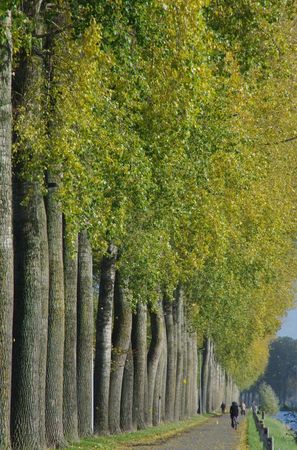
[12,0,297,388]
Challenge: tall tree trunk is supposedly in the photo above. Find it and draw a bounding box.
[63,231,78,441]
[152,352,163,426]
[77,230,93,437]
[38,192,49,449]
[0,11,13,450]
[120,344,134,432]
[206,340,214,412]
[146,299,164,427]
[186,335,192,418]
[191,335,198,416]
[161,323,167,422]
[45,174,67,448]
[201,338,210,414]
[109,271,132,434]
[94,244,117,434]
[163,296,176,421]
[12,182,42,450]
[132,303,147,430]
[174,285,184,420]
[181,323,188,419]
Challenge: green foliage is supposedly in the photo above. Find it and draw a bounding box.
[258,382,279,414]
[12,0,297,385]
[262,337,297,406]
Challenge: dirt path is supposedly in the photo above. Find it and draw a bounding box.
[133,414,245,450]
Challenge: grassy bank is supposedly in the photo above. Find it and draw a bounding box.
[247,412,263,450]
[57,415,210,450]
[264,415,297,450]
[246,411,297,450]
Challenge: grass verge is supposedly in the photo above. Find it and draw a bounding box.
[264,415,297,450]
[246,411,263,450]
[63,415,210,450]
[238,415,248,450]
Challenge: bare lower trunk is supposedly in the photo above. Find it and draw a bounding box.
[63,231,78,441]
[77,231,93,437]
[120,344,134,432]
[206,340,213,413]
[191,335,198,416]
[12,182,42,450]
[45,174,67,448]
[109,271,132,434]
[201,338,210,414]
[163,296,176,421]
[0,11,13,450]
[146,300,164,427]
[174,285,184,420]
[132,303,147,430]
[94,244,117,434]
[38,193,49,449]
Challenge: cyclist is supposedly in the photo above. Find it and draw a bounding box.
[230,401,239,429]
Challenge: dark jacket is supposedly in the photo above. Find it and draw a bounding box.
[230,402,239,417]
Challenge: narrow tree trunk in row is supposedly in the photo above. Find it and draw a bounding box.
[163,296,176,421]
[161,324,167,422]
[94,244,117,434]
[109,271,132,434]
[77,231,93,437]
[63,231,78,441]
[181,324,188,419]
[197,349,202,414]
[192,335,198,416]
[186,335,192,417]
[152,353,163,426]
[12,183,42,450]
[120,344,134,432]
[45,174,67,448]
[0,11,13,450]
[38,193,49,449]
[201,338,210,414]
[132,303,147,430]
[146,300,164,427]
[206,340,214,413]
[174,285,184,420]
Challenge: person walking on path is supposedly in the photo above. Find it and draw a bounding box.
[220,401,226,414]
[240,401,246,416]
[230,401,239,429]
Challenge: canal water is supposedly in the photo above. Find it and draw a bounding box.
[275,410,297,431]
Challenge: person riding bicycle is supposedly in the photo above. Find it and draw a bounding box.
[230,401,239,429]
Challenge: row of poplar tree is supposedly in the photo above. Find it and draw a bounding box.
[1,0,297,449]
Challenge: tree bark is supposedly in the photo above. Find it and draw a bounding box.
[38,192,49,449]
[77,230,93,437]
[146,300,164,427]
[201,338,210,414]
[109,271,132,434]
[94,244,117,434]
[45,173,67,447]
[181,324,188,419]
[174,285,184,420]
[63,230,78,441]
[206,340,214,412]
[12,182,42,450]
[120,344,134,432]
[163,296,176,421]
[132,303,147,430]
[0,11,13,450]
[192,335,198,416]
